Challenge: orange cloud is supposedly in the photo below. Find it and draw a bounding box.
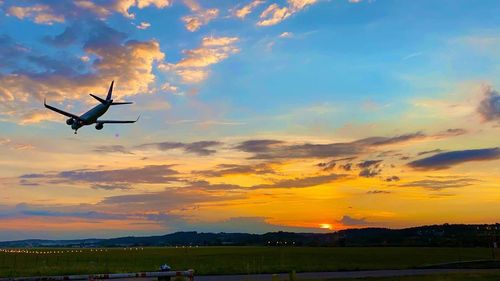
[257,0,317,26]
[7,5,64,25]
[181,0,218,32]
[172,36,239,83]
[0,38,165,123]
[234,0,265,19]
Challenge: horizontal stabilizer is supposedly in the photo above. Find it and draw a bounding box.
[96,115,140,124]
[90,94,106,104]
[111,101,133,105]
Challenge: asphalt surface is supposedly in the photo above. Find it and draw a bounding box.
[4,268,500,281]
[192,268,500,281]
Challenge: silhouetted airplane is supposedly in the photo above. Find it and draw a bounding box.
[44,81,139,134]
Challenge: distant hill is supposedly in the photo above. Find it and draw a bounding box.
[1,224,498,248]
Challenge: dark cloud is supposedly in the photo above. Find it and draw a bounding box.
[364,132,426,146]
[339,215,369,226]
[359,161,383,178]
[233,140,285,153]
[137,141,222,156]
[234,133,428,160]
[91,183,132,191]
[399,178,479,190]
[436,128,467,137]
[251,173,345,189]
[42,24,82,47]
[0,34,29,70]
[358,168,381,178]
[357,160,382,169]
[477,86,500,122]
[317,157,356,171]
[94,145,133,154]
[385,176,400,182]
[417,149,444,156]
[57,165,179,184]
[339,163,353,171]
[101,187,241,206]
[366,190,392,194]
[19,179,40,186]
[195,163,275,177]
[19,173,47,179]
[408,148,500,170]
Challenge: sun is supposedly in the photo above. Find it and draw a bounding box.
[319,223,333,230]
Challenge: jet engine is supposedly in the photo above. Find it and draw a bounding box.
[95,123,104,130]
[66,118,75,125]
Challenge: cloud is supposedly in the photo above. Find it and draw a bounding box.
[251,173,345,189]
[7,4,64,25]
[136,21,151,30]
[234,0,264,19]
[234,139,362,159]
[408,148,500,170]
[181,0,218,32]
[19,109,59,125]
[0,22,165,122]
[317,157,357,171]
[4,1,172,22]
[477,85,500,122]
[399,178,479,190]
[58,165,179,184]
[101,186,241,206]
[385,176,400,182]
[172,36,239,83]
[257,0,317,26]
[367,132,427,146]
[91,183,132,191]
[0,35,30,71]
[358,168,381,178]
[136,141,222,156]
[195,163,276,177]
[357,160,382,169]
[234,133,429,160]
[366,190,392,195]
[20,165,180,187]
[279,32,294,38]
[417,149,444,156]
[93,145,133,154]
[339,215,369,226]
[42,24,82,47]
[356,160,383,178]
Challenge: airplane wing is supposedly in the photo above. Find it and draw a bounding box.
[44,99,80,119]
[96,116,140,124]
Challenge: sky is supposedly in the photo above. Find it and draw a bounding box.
[0,0,500,241]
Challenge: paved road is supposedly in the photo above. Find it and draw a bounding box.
[5,268,500,281]
[193,268,500,281]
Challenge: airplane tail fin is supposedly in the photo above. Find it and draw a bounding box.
[106,80,114,101]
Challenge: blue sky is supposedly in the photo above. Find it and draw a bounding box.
[0,0,499,240]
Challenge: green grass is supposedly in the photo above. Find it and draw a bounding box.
[0,247,497,277]
[307,270,500,281]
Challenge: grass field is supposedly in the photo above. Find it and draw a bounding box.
[0,247,498,277]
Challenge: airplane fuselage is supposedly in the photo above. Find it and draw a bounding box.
[71,103,110,131]
[44,81,137,134]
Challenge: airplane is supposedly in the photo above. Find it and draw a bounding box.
[44,81,139,134]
